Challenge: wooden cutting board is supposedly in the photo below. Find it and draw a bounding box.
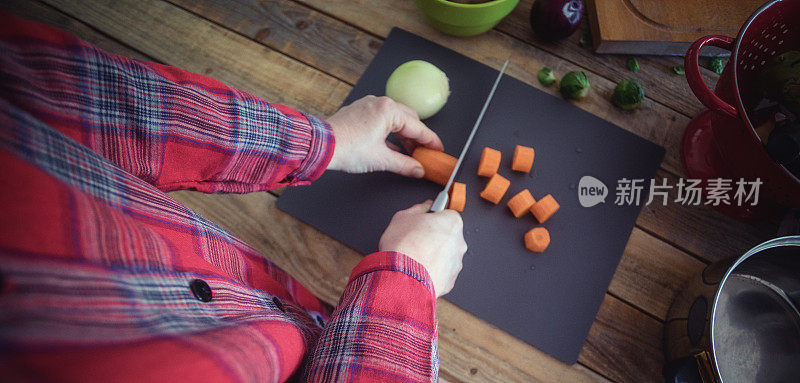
[587,0,764,55]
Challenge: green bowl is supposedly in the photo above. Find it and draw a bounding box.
[412,0,520,36]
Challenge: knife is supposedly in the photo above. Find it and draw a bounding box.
[430,58,510,212]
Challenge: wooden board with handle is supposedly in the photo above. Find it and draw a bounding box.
[586,0,764,55]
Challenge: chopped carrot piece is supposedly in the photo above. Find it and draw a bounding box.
[448,182,466,212]
[480,173,510,204]
[412,147,456,186]
[530,194,560,223]
[511,145,535,173]
[477,147,501,177]
[507,189,536,218]
[524,227,550,252]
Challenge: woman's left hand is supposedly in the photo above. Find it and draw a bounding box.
[326,95,444,178]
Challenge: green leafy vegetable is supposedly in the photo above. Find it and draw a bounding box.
[627,58,639,73]
[559,71,590,99]
[579,31,591,48]
[757,50,800,117]
[538,67,556,86]
[612,79,644,110]
[672,65,685,75]
[708,58,724,74]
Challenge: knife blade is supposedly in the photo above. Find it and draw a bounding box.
[430,58,510,212]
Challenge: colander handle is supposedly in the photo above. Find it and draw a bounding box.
[685,35,738,119]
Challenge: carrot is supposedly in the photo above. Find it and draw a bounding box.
[412,147,456,186]
[477,147,501,177]
[511,145,535,173]
[524,227,550,252]
[507,189,536,218]
[448,182,466,212]
[480,173,510,204]
[530,194,559,223]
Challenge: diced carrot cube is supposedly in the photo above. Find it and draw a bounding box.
[448,182,466,212]
[524,227,550,252]
[477,147,501,177]
[511,145,535,173]
[480,173,510,204]
[530,194,559,223]
[507,189,536,218]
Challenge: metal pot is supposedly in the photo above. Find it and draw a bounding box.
[664,235,800,382]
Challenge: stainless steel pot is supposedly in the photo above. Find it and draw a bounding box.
[664,235,800,383]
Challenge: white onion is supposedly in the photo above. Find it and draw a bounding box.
[385,60,450,120]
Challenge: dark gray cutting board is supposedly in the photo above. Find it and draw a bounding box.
[277,28,664,364]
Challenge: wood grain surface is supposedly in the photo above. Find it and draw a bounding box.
[6,0,781,382]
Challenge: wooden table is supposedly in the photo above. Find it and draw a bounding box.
[4,1,780,382]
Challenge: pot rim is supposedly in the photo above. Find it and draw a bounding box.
[710,235,800,382]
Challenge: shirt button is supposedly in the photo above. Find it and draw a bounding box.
[272,296,286,312]
[190,279,213,302]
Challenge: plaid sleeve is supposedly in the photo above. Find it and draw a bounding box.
[0,12,334,193]
[303,251,439,383]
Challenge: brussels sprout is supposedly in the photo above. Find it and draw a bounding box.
[757,50,800,117]
[579,31,591,48]
[612,79,644,110]
[559,71,590,99]
[627,58,639,73]
[708,58,724,74]
[538,67,556,86]
[672,65,685,75]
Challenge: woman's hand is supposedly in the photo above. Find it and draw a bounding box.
[326,95,444,178]
[379,200,467,297]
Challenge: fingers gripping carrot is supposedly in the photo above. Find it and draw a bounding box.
[412,147,456,186]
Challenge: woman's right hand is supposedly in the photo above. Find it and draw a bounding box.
[379,200,467,297]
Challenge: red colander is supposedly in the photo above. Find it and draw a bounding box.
[683,0,800,219]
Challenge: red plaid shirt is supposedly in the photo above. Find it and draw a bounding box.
[0,13,438,382]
